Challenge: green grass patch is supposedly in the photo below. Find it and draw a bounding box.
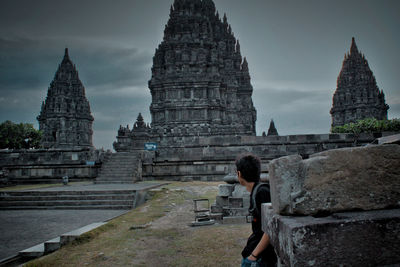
[23,182,249,267]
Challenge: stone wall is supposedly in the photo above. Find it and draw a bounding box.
[0,148,103,184]
[140,133,387,181]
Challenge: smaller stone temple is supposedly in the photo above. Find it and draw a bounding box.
[330,37,389,127]
[37,48,94,148]
[267,119,278,136]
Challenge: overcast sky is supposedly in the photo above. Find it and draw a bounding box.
[0,0,399,150]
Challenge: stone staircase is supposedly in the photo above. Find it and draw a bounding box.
[95,152,141,184]
[0,190,137,210]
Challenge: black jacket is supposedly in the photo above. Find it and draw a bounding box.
[241,183,277,265]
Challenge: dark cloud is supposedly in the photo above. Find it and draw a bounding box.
[0,35,153,149]
[1,0,399,150]
[0,36,152,91]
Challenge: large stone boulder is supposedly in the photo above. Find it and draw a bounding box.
[269,144,400,215]
[262,204,400,267]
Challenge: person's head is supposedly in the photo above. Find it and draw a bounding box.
[235,153,261,183]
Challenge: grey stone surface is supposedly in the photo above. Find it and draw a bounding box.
[223,173,238,184]
[218,184,234,197]
[223,207,248,217]
[44,237,61,253]
[0,148,103,184]
[138,133,387,181]
[262,204,400,267]
[19,243,45,258]
[0,209,127,260]
[215,195,229,207]
[211,204,223,213]
[269,144,400,215]
[228,197,243,208]
[231,184,250,208]
[60,222,106,245]
[0,182,163,260]
[330,38,388,127]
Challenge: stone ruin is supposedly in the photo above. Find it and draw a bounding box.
[262,143,400,266]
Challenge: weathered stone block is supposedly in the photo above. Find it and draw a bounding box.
[218,184,234,197]
[223,207,248,217]
[229,197,243,208]
[211,204,223,213]
[262,204,400,267]
[231,184,248,198]
[269,145,400,215]
[216,196,229,207]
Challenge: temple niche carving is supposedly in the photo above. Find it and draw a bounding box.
[148,0,257,137]
[37,48,94,149]
[330,38,389,127]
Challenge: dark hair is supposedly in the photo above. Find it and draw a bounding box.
[235,153,261,183]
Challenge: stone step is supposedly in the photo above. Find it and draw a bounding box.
[60,222,106,245]
[98,170,134,174]
[0,194,134,201]
[44,237,61,253]
[19,243,44,258]
[0,190,136,196]
[0,200,133,207]
[96,177,133,180]
[19,222,106,258]
[97,172,134,176]
[222,207,249,217]
[1,205,132,210]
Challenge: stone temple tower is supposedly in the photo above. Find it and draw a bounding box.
[148,0,257,137]
[37,48,94,148]
[330,38,389,127]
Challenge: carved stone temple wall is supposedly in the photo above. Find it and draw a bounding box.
[148,0,256,138]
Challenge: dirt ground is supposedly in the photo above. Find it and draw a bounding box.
[129,183,251,266]
[24,182,251,267]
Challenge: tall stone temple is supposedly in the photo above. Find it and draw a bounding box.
[37,48,94,149]
[148,0,257,137]
[330,37,389,127]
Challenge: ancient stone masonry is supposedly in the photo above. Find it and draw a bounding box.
[148,0,257,137]
[330,37,389,127]
[263,144,400,266]
[37,48,94,149]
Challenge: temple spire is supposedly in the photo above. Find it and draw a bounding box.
[241,57,249,71]
[267,119,278,136]
[350,37,359,56]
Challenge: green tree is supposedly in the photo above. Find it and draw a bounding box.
[331,118,400,134]
[0,120,42,149]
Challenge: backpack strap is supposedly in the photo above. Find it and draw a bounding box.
[249,183,267,217]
